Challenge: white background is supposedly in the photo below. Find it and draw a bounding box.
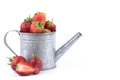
[0,0,120,80]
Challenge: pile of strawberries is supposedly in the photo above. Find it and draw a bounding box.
[20,12,56,33]
[8,53,42,76]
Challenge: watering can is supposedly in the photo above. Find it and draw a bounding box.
[4,30,82,70]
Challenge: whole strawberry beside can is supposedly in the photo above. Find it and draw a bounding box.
[28,53,42,74]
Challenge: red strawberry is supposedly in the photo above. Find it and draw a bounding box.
[45,19,56,32]
[20,16,32,33]
[42,29,51,33]
[15,61,35,76]
[8,56,26,70]
[32,12,46,26]
[28,53,42,74]
[30,21,44,33]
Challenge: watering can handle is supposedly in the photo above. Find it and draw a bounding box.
[4,30,20,56]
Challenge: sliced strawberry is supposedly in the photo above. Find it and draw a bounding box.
[15,61,35,76]
[8,56,26,70]
[28,53,42,74]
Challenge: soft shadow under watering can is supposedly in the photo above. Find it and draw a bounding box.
[4,30,82,70]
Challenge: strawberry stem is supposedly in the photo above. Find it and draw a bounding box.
[32,53,36,58]
[24,15,32,22]
[52,18,53,22]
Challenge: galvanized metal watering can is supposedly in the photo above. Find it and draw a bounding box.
[4,30,82,70]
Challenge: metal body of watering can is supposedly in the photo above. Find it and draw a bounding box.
[4,30,82,70]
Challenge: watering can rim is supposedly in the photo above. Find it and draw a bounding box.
[17,30,56,35]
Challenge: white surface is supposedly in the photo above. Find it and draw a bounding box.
[0,0,120,80]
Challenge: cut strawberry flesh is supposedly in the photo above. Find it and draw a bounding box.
[16,61,35,76]
[16,63,34,72]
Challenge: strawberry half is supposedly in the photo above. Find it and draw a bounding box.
[8,56,26,70]
[28,53,42,74]
[15,61,35,76]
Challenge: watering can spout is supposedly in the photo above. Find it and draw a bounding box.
[55,32,82,62]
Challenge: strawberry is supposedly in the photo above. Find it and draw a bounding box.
[20,16,32,33]
[42,29,51,33]
[8,56,26,70]
[30,21,44,33]
[45,19,56,32]
[28,53,42,74]
[32,12,46,26]
[15,61,35,76]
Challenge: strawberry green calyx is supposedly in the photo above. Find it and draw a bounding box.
[48,19,54,26]
[35,22,44,30]
[7,56,16,62]
[7,56,16,65]
[24,16,32,22]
